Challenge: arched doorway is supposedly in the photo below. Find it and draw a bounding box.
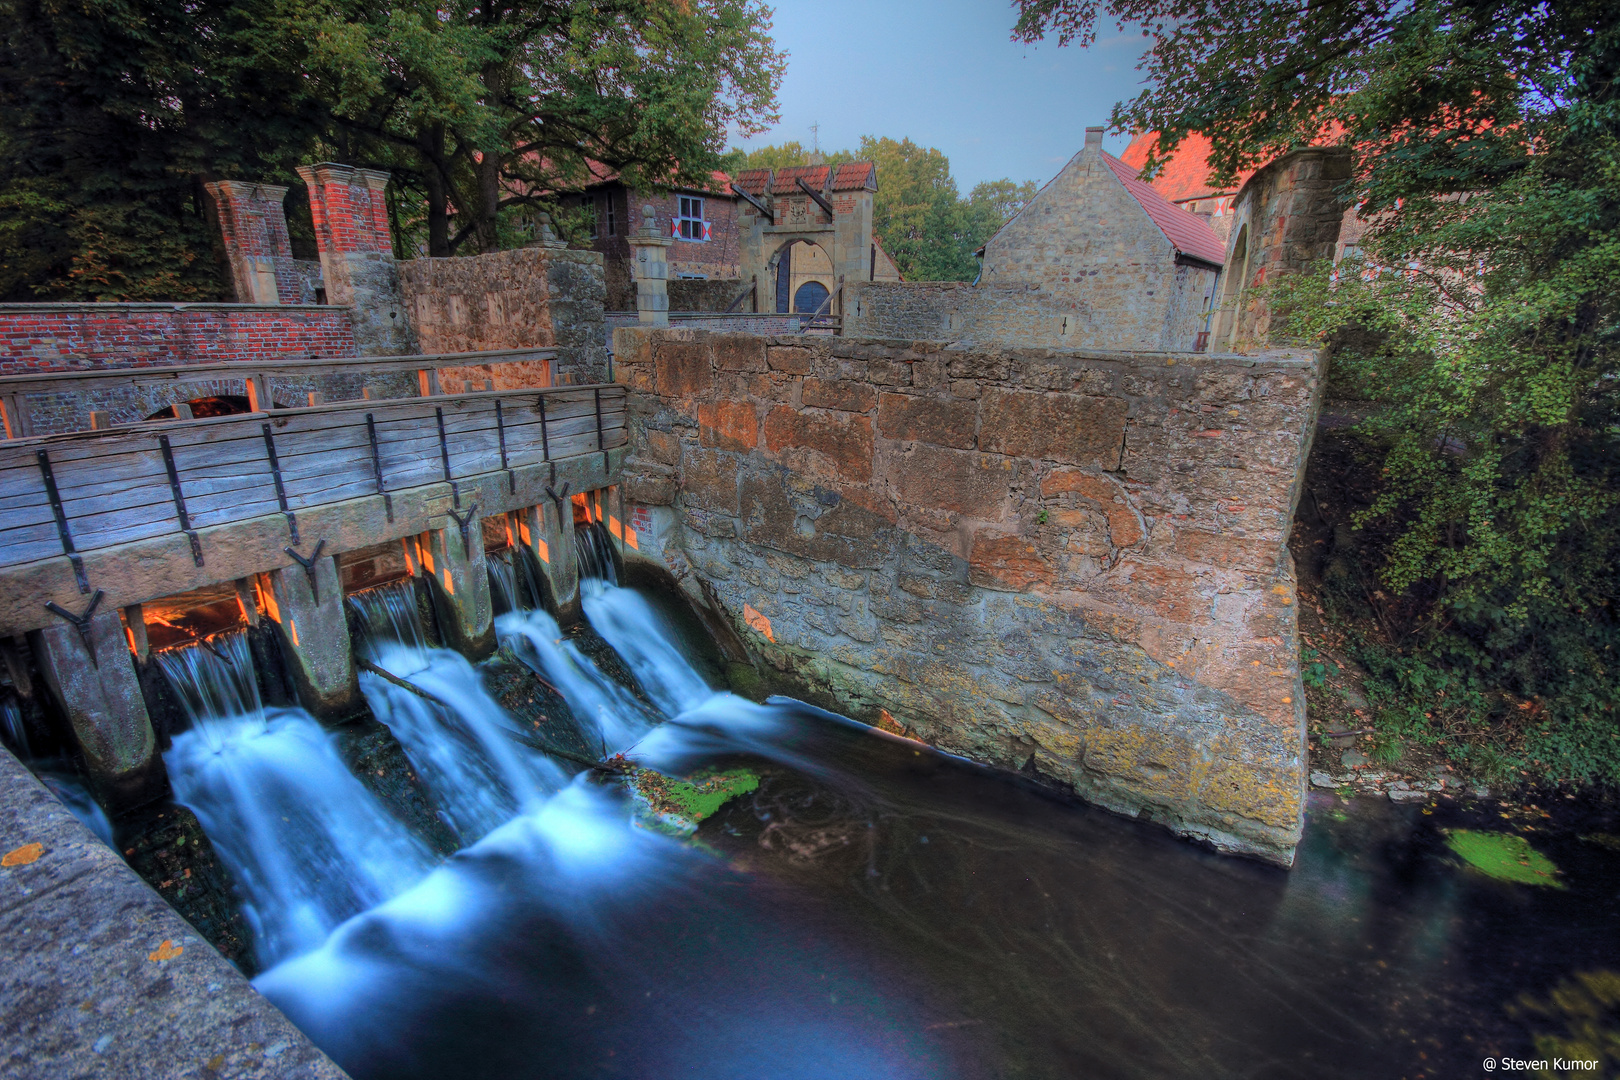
[146,395,253,421]
[768,239,836,314]
[793,280,829,315]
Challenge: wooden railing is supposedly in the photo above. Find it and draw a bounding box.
[0,381,624,579]
[0,347,558,438]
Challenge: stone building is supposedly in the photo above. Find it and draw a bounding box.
[845,127,1227,353]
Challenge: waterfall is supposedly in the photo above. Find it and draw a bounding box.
[353,580,565,843]
[574,521,618,585]
[1,696,28,757]
[158,631,433,969]
[580,583,717,718]
[497,607,661,754]
[487,548,521,615]
[40,772,115,846]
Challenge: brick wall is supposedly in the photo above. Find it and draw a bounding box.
[0,304,357,375]
[398,247,608,384]
[615,328,1322,864]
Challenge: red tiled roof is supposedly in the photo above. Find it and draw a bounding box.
[1102,152,1227,267]
[565,158,733,196]
[753,162,878,196]
[732,168,772,196]
[830,162,877,192]
[770,165,829,195]
[1120,133,1255,204]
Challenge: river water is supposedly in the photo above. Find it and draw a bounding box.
[145,562,1620,1079]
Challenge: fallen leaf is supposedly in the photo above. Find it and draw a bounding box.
[2,842,43,867]
[148,939,183,962]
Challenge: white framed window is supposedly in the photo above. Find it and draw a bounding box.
[674,196,709,241]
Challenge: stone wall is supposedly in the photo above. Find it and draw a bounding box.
[0,303,357,375]
[1216,149,1353,348]
[668,278,745,312]
[398,248,609,384]
[615,328,1322,864]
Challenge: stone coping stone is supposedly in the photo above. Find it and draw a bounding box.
[0,748,349,1080]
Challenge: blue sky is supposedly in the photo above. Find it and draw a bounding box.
[729,0,1146,191]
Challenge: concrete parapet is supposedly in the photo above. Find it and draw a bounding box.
[29,609,158,804]
[0,746,350,1079]
[258,556,358,719]
[416,510,496,660]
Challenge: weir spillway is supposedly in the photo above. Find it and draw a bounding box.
[0,348,635,803]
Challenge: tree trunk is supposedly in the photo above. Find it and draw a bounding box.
[475,148,502,254]
[421,125,451,258]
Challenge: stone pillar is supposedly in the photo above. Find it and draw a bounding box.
[542,494,581,625]
[418,509,496,660]
[258,556,357,718]
[205,180,298,305]
[630,205,674,327]
[296,162,418,355]
[31,610,158,803]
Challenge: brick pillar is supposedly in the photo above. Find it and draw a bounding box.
[30,610,159,805]
[297,162,418,355]
[205,180,298,305]
[257,556,358,719]
[416,510,496,660]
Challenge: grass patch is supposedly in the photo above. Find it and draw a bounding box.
[631,767,760,830]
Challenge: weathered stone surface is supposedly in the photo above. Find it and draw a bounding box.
[711,335,767,372]
[418,511,496,662]
[696,400,757,453]
[262,554,360,716]
[800,378,877,413]
[979,388,1127,467]
[762,406,874,483]
[889,444,1015,519]
[655,341,712,397]
[0,747,350,1080]
[877,392,976,448]
[766,346,813,374]
[617,329,1320,865]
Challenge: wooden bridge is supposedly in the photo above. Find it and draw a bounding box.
[0,348,631,797]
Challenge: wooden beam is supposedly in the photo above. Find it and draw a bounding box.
[1,393,32,439]
[796,177,835,218]
[733,184,774,224]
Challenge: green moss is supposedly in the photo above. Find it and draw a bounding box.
[631,767,760,833]
[1445,829,1565,888]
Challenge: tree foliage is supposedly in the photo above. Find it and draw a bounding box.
[1015,0,1620,782]
[726,136,1035,281]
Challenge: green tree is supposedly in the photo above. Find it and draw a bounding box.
[1014,0,1620,781]
[290,0,785,256]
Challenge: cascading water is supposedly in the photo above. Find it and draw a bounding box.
[351,580,567,842]
[573,521,618,586]
[1,696,29,757]
[158,631,433,968]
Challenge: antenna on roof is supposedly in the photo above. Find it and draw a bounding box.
[808,122,823,166]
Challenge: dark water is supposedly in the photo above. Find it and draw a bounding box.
[250,692,1620,1080]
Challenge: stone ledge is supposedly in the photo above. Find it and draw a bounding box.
[0,747,348,1079]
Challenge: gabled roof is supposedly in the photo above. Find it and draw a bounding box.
[1100,152,1226,267]
[567,159,734,196]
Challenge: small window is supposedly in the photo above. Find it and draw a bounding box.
[588,200,599,239]
[676,196,708,241]
[604,197,616,237]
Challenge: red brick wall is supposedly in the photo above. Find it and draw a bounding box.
[0,304,357,374]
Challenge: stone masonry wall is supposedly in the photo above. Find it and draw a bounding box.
[0,304,357,374]
[398,248,609,384]
[615,328,1322,864]
[668,278,745,312]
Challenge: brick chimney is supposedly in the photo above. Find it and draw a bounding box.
[205,181,297,304]
[296,163,416,355]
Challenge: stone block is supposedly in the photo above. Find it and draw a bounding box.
[655,341,712,397]
[877,393,976,449]
[761,406,874,483]
[1041,468,1144,546]
[680,446,741,514]
[980,388,1127,467]
[697,400,758,453]
[712,335,767,372]
[643,428,681,465]
[889,444,1016,519]
[260,555,359,717]
[30,611,156,798]
[624,471,678,506]
[1174,529,1282,571]
[800,378,877,413]
[419,512,496,661]
[968,531,1054,592]
[767,346,814,374]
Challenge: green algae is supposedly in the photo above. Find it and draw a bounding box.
[1445,829,1565,888]
[630,767,760,835]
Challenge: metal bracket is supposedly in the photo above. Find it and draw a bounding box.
[261,424,300,544]
[365,413,393,522]
[536,394,551,461]
[446,503,479,556]
[544,481,571,509]
[158,434,204,567]
[593,387,608,472]
[35,449,90,594]
[434,405,460,507]
[45,590,104,664]
[283,539,327,602]
[495,399,514,493]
